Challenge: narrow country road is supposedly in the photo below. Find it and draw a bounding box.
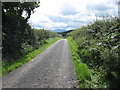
[2,39,78,88]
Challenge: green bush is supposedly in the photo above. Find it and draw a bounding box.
[68,17,120,88]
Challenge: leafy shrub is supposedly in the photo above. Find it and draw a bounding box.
[68,17,120,88]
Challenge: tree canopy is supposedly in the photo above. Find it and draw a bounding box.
[2,2,60,61]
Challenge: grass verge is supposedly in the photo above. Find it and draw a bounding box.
[2,37,62,77]
[67,37,108,88]
[67,37,91,88]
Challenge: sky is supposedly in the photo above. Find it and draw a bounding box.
[28,0,119,31]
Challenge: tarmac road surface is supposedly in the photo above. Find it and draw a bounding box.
[2,39,78,88]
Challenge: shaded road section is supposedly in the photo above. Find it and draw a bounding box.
[2,39,78,88]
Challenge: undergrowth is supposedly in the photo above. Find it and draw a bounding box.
[67,37,107,88]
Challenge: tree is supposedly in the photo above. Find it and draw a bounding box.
[2,2,40,60]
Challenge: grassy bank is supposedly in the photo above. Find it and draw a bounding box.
[67,37,107,88]
[2,37,62,77]
[67,37,91,88]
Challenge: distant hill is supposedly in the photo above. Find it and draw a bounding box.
[51,29,67,33]
[58,30,73,33]
[58,30,74,37]
[51,29,74,37]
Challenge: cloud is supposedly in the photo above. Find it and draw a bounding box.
[86,1,118,17]
[87,3,112,11]
[48,16,65,22]
[28,0,118,31]
[60,3,79,16]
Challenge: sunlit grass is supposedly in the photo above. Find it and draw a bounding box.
[67,36,108,88]
[67,37,92,88]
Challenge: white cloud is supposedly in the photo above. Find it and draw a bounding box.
[28,0,118,31]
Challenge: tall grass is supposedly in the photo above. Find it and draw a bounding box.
[67,36,108,88]
[67,37,91,88]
